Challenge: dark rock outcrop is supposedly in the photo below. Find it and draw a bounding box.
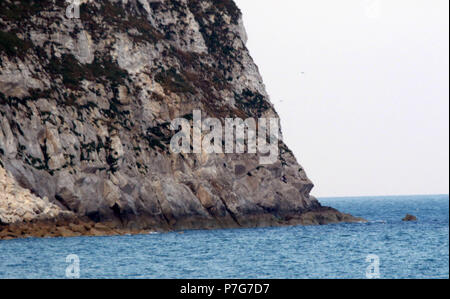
[0,0,364,239]
[402,214,417,222]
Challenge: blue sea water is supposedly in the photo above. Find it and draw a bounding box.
[0,195,448,279]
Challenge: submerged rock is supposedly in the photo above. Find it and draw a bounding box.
[402,214,418,222]
[0,0,364,239]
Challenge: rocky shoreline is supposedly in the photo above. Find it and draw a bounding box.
[0,207,365,241]
[1,162,365,241]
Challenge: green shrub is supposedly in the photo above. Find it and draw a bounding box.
[47,54,128,90]
[0,0,60,21]
[155,67,195,94]
[0,30,31,57]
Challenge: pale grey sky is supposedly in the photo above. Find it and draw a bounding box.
[234,0,449,197]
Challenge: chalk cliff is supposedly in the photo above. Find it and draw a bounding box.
[0,0,362,239]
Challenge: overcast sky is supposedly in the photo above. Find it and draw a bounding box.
[234,0,449,197]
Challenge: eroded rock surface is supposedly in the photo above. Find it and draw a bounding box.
[0,165,69,224]
[0,0,363,239]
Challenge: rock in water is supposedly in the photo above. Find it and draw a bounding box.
[0,0,364,239]
[402,214,418,222]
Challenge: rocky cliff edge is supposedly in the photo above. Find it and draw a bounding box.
[0,0,363,239]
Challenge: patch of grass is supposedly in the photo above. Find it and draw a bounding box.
[144,122,172,152]
[91,57,128,86]
[0,0,60,21]
[47,54,128,90]
[0,92,6,105]
[0,30,31,57]
[80,0,164,44]
[187,1,239,58]
[48,54,84,89]
[234,89,271,117]
[145,135,166,151]
[155,67,195,94]
[182,113,194,121]
[125,16,164,44]
[213,0,241,24]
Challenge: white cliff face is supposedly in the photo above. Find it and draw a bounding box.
[0,57,48,98]
[112,33,161,74]
[0,0,335,231]
[0,165,68,224]
[144,0,209,54]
